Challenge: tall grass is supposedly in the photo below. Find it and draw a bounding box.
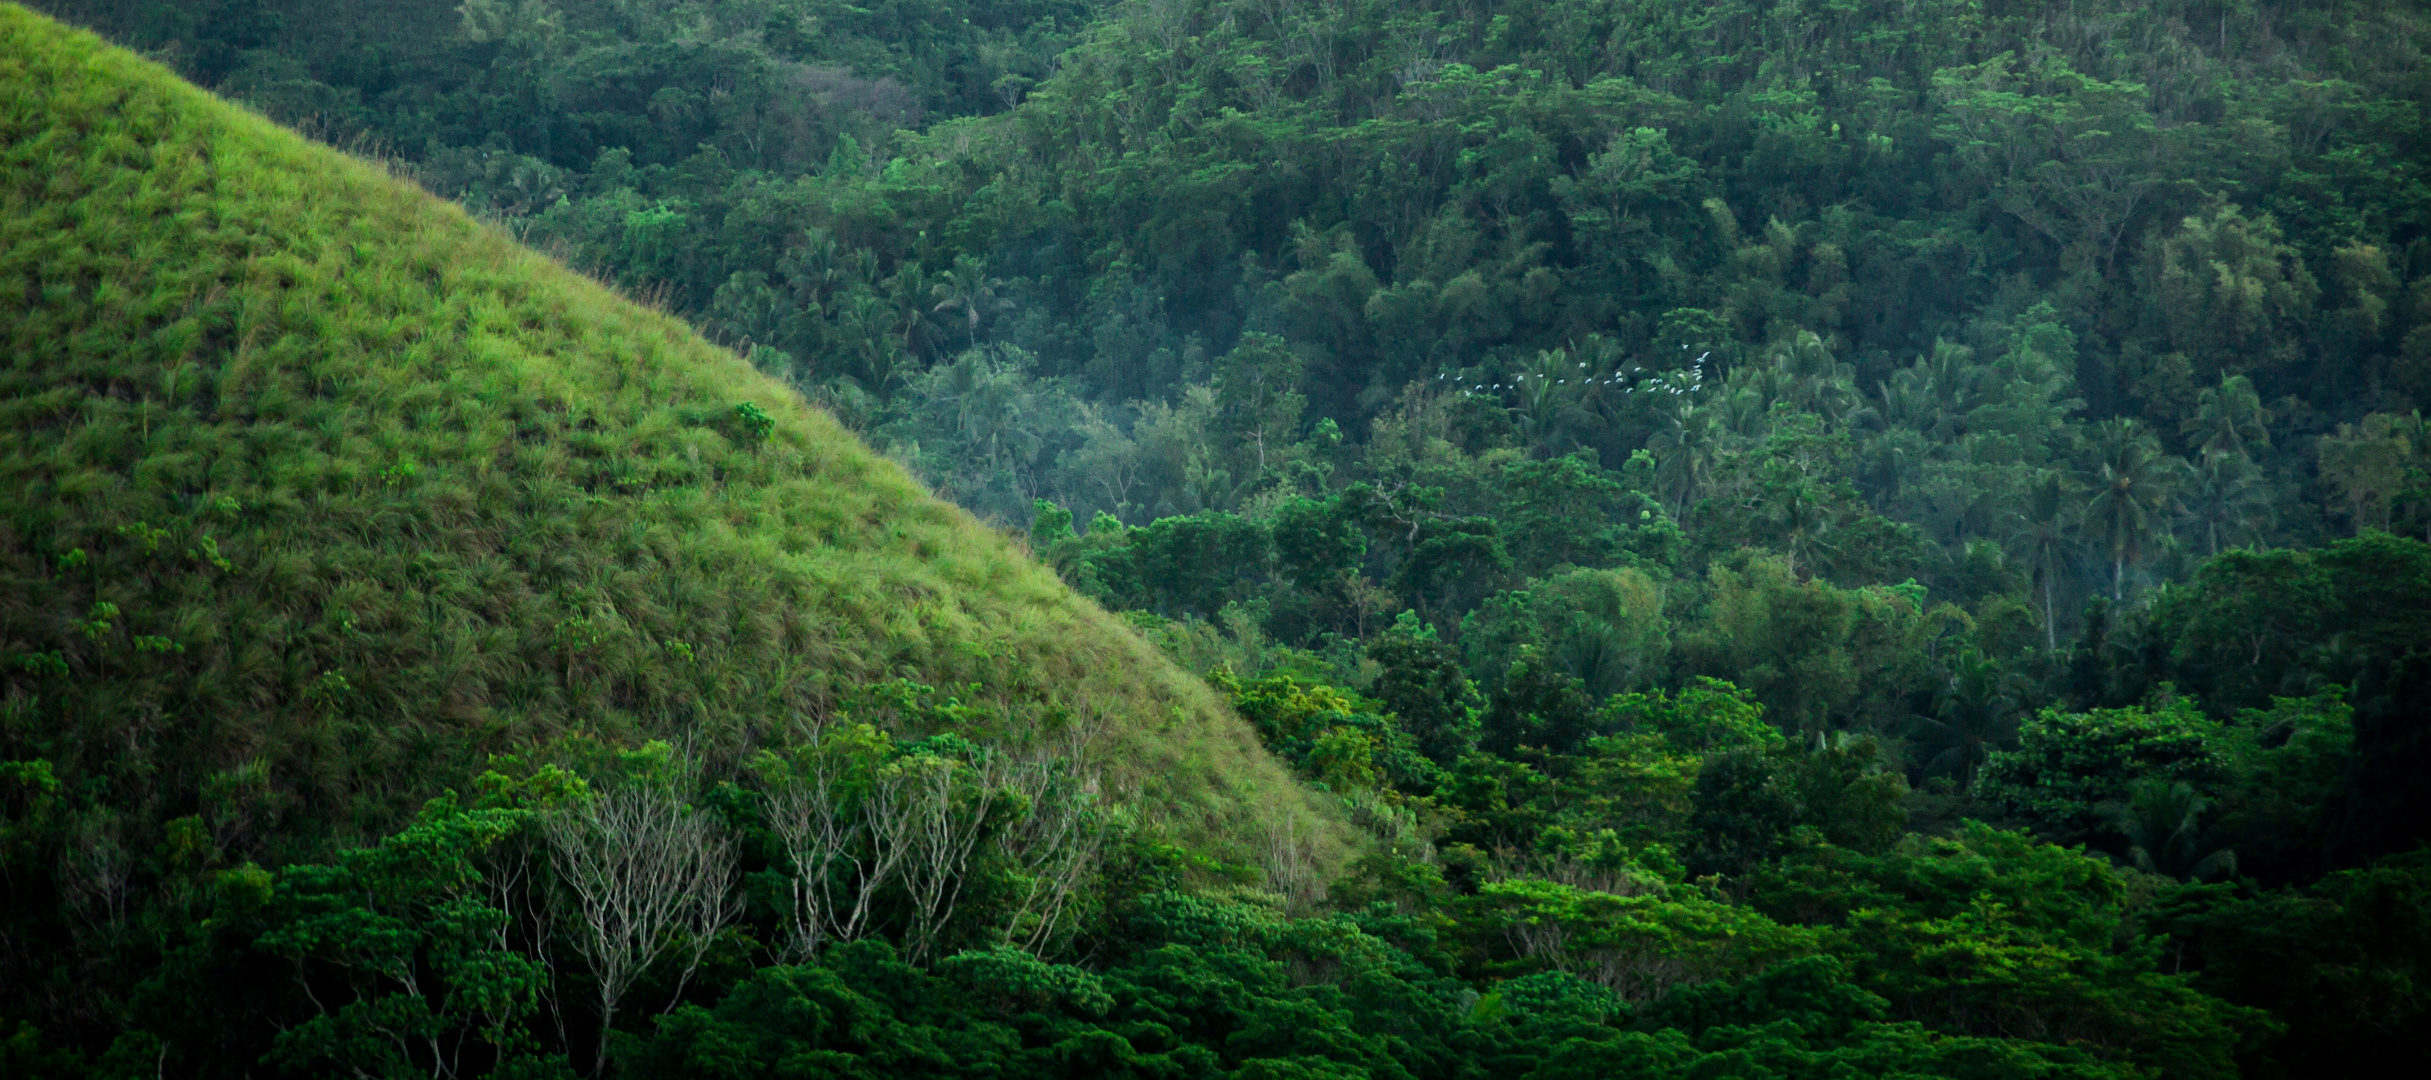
[0,4,1350,871]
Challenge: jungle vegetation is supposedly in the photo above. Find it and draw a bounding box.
[5,1,2431,1078]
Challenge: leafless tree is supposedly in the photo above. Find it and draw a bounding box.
[1262,808,1325,913]
[759,737,914,961]
[544,780,736,1074]
[892,756,1000,966]
[989,754,1107,955]
[484,828,570,1052]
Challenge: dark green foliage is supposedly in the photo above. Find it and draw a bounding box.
[0,10,1349,1067]
[1366,615,1480,765]
[1686,738,1909,876]
[12,1,2431,1075]
[2152,853,2431,1078]
[1479,647,1608,756]
[2339,651,2431,865]
[2154,533,2431,711]
[1498,453,1679,578]
[1683,749,1801,877]
[1088,512,1273,621]
[1270,497,1363,590]
[1976,702,2229,843]
[619,883,2198,1080]
[1392,518,1513,630]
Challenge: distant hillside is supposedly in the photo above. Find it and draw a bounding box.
[0,1,1343,883]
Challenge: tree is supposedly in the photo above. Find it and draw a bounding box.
[754,725,910,962]
[1648,403,1722,519]
[257,792,565,1079]
[889,753,1001,967]
[2179,450,2272,557]
[1975,702,2228,842]
[1392,517,1512,630]
[928,254,1007,350]
[983,752,1107,955]
[2319,411,2430,538]
[2181,375,2271,458]
[2081,419,2186,597]
[1910,650,2023,788]
[2136,208,2320,386]
[1462,567,1669,702]
[1498,453,1676,578]
[1368,613,1482,765]
[2103,780,2235,882]
[1933,53,2170,275]
[2007,471,2079,650]
[544,750,737,1073]
[1211,332,1308,481]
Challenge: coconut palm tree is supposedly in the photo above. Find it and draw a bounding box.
[2082,418,2187,598]
[1771,478,1834,579]
[1649,403,1721,518]
[2179,450,2273,556]
[2103,779,2237,882]
[1854,428,1927,512]
[1909,649,2022,788]
[834,289,910,398]
[883,263,942,358]
[2181,374,2272,458]
[1766,330,1861,421]
[2006,470,2079,650]
[929,254,1009,350]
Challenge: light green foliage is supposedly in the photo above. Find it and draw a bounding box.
[1975,700,2230,842]
[1615,678,1778,755]
[4,2,2426,1076]
[1676,553,1962,735]
[1212,669,1429,795]
[1463,566,1669,702]
[1750,824,2263,1079]
[0,5,1341,882]
[254,790,562,1077]
[1461,877,1818,1001]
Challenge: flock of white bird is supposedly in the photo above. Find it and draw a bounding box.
[1437,347,1712,399]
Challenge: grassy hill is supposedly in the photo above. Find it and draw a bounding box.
[0,2,1344,880]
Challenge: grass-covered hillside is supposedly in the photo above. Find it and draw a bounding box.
[0,0,1339,900]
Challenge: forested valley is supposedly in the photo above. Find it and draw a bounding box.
[5,1,2431,1077]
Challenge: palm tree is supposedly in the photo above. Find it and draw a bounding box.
[834,289,908,397]
[1767,330,1860,420]
[1909,649,2021,788]
[1879,338,1981,440]
[1855,428,1926,512]
[929,254,1008,350]
[1648,404,1721,518]
[2082,419,2187,598]
[1771,479,1834,579]
[883,263,941,359]
[2179,450,2272,556]
[2103,779,2236,882]
[1512,349,1578,456]
[931,348,1042,476]
[2006,471,2078,650]
[2181,374,2271,458]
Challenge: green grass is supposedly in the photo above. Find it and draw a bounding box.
[0,4,1348,870]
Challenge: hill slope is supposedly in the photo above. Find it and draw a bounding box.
[0,4,1343,873]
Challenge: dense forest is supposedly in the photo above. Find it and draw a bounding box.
[6,0,2431,1077]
